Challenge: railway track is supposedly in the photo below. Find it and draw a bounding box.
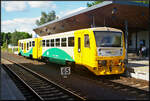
[1,53,149,100]
[2,58,85,100]
[73,65,149,100]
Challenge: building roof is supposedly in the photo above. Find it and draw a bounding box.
[33,1,149,36]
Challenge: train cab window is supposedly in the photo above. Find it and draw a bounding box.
[32,41,35,47]
[42,40,45,47]
[46,40,50,47]
[84,34,90,48]
[68,37,74,47]
[55,38,60,47]
[51,39,54,47]
[27,43,29,50]
[29,41,31,47]
[61,38,66,47]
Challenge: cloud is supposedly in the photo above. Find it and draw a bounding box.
[2,1,56,12]
[58,7,86,18]
[2,1,27,12]
[27,1,56,9]
[2,17,40,36]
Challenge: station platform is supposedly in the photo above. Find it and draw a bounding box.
[0,65,25,100]
[127,57,149,81]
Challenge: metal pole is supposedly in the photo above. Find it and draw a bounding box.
[125,20,128,63]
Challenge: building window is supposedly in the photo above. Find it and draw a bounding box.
[46,40,50,47]
[42,40,45,47]
[55,38,60,47]
[61,38,66,47]
[32,41,34,47]
[68,37,74,47]
[84,34,90,48]
[51,39,54,47]
[129,40,132,46]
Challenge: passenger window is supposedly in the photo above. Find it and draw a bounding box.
[84,34,90,48]
[46,40,49,47]
[51,39,54,47]
[68,37,74,47]
[29,41,31,47]
[27,43,29,50]
[61,38,66,47]
[42,40,45,47]
[32,41,35,47]
[55,38,60,47]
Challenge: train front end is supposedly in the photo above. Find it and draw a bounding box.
[93,28,127,75]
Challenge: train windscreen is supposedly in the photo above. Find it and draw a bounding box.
[94,31,122,47]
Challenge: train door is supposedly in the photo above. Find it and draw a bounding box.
[37,37,42,59]
[74,30,83,64]
[23,42,26,53]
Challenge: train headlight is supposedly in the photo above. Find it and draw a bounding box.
[98,60,107,66]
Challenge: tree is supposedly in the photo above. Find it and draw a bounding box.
[87,0,149,7]
[87,0,104,7]
[10,31,32,46]
[36,10,58,26]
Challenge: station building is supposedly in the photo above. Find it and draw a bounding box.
[33,1,149,56]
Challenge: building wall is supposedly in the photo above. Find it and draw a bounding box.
[128,31,149,52]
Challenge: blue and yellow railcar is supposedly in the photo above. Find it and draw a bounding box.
[18,27,126,75]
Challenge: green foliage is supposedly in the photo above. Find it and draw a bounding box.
[87,0,104,7]
[1,31,32,46]
[87,0,149,7]
[36,10,59,26]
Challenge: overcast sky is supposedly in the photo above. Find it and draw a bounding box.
[2,1,90,37]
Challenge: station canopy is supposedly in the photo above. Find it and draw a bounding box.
[33,1,149,36]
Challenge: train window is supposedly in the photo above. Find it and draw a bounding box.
[61,38,66,47]
[46,40,50,47]
[78,38,81,52]
[19,43,21,47]
[32,41,35,47]
[22,43,23,50]
[42,40,45,47]
[84,34,90,48]
[51,39,54,47]
[29,41,31,47]
[68,37,74,47]
[55,38,60,47]
[27,43,29,50]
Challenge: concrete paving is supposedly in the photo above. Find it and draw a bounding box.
[127,58,149,81]
[0,65,26,100]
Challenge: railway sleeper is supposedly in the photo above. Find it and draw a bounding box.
[40,92,66,98]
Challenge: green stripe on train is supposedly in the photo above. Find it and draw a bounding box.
[19,48,33,57]
[42,48,74,65]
